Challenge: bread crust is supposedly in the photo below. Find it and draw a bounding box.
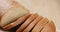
[16,13,39,32]
[0,0,56,32]
[2,13,31,30]
[32,18,49,32]
[41,21,56,32]
[23,16,43,32]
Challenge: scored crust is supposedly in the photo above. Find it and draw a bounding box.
[32,18,49,32]
[23,16,43,32]
[2,13,31,30]
[16,13,39,32]
[41,21,56,32]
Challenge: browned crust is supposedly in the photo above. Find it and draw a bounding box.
[32,18,49,32]
[0,15,2,26]
[2,13,31,30]
[16,13,39,32]
[23,16,43,32]
[0,12,2,20]
[41,21,56,32]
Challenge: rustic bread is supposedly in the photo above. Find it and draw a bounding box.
[16,13,39,32]
[32,18,49,32]
[0,0,56,32]
[0,0,29,27]
[1,13,56,32]
[0,7,29,27]
[23,16,43,32]
[2,13,31,30]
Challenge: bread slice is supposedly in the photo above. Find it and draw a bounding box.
[32,18,49,32]
[16,13,39,32]
[2,13,31,30]
[23,16,43,32]
[41,21,56,32]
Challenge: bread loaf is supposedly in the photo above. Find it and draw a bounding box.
[16,13,39,32]
[2,13,31,30]
[23,16,43,32]
[0,13,56,32]
[32,18,49,32]
[0,0,56,32]
[0,0,29,27]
